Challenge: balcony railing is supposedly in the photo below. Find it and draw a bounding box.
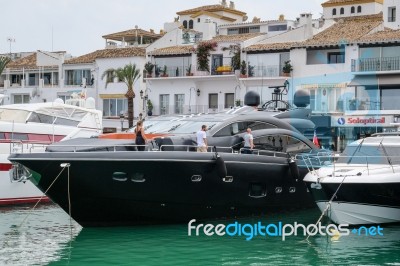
[351,56,400,72]
[251,65,281,78]
[152,65,188,78]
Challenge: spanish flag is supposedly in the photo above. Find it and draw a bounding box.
[313,130,320,148]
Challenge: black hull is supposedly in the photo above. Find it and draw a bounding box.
[10,152,315,226]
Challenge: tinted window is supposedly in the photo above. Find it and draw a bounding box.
[27,113,55,124]
[253,135,311,153]
[214,121,276,137]
[53,117,80,126]
[7,133,29,141]
[338,145,400,164]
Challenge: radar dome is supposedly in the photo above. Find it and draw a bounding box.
[85,97,96,109]
[54,98,64,104]
[293,90,310,108]
[244,91,260,107]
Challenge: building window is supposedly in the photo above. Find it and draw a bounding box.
[189,20,194,29]
[388,7,396,22]
[174,94,184,114]
[57,94,72,103]
[183,20,187,29]
[227,28,239,35]
[224,93,234,108]
[332,8,337,16]
[249,26,260,33]
[13,94,30,104]
[198,18,200,22]
[340,8,344,15]
[351,6,355,14]
[328,52,345,64]
[209,93,218,109]
[65,69,91,86]
[268,25,287,32]
[227,26,261,35]
[160,94,169,115]
[357,6,362,13]
[102,98,127,117]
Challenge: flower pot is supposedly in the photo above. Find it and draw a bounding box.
[147,110,153,116]
[146,74,153,78]
[282,72,290,77]
[240,74,248,78]
[186,73,194,76]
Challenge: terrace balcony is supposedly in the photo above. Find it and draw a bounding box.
[351,56,400,73]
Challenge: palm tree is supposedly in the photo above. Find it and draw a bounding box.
[101,63,141,128]
[0,56,11,76]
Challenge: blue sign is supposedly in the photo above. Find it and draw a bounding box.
[337,118,345,125]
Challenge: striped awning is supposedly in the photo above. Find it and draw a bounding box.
[99,94,125,99]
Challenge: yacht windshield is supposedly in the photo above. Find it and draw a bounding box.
[171,121,220,134]
[338,145,400,164]
[127,120,184,134]
[0,109,30,122]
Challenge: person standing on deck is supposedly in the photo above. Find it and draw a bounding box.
[135,120,147,151]
[196,125,208,152]
[242,128,254,154]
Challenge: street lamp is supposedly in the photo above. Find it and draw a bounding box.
[284,79,289,93]
[140,89,149,116]
[119,111,125,131]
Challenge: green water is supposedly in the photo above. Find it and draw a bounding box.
[1,204,399,266]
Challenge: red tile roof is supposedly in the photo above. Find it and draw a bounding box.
[65,47,146,64]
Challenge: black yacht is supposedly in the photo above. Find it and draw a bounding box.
[8,91,324,226]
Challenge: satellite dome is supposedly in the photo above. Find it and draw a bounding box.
[293,90,310,108]
[54,98,64,104]
[85,97,96,109]
[244,91,260,107]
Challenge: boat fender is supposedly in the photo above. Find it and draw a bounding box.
[214,147,227,179]
[288,158,300,181]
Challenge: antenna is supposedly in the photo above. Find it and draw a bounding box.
[52,26,54,51]
[7,37,15,58]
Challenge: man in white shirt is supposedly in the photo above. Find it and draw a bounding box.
[242,128,254,154]
[196,125,208,152]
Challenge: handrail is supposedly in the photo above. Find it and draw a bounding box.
[10,143,298,159]
[298,154,400,177]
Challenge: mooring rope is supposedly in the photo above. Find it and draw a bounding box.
[305,176,346,242]
[18,164,70,228]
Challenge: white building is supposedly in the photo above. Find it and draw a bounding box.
[63,47,147,118]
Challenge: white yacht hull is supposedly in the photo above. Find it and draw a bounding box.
[316,201,400,225]
[0,156,48,205]
[304,164,400,225]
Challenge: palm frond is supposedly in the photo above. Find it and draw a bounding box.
[0,56,11,75]
[101,68,116,88]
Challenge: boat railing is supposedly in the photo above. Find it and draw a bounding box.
[14,143,293,159]
[297,153,400,176]
[239,148,288,158]
[159,145,234,153]
[4,139,52,154]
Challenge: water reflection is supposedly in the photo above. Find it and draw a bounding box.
[1,205,399,265]
[0,204,81,265]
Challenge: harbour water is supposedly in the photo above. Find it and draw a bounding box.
[1,203,400,266]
